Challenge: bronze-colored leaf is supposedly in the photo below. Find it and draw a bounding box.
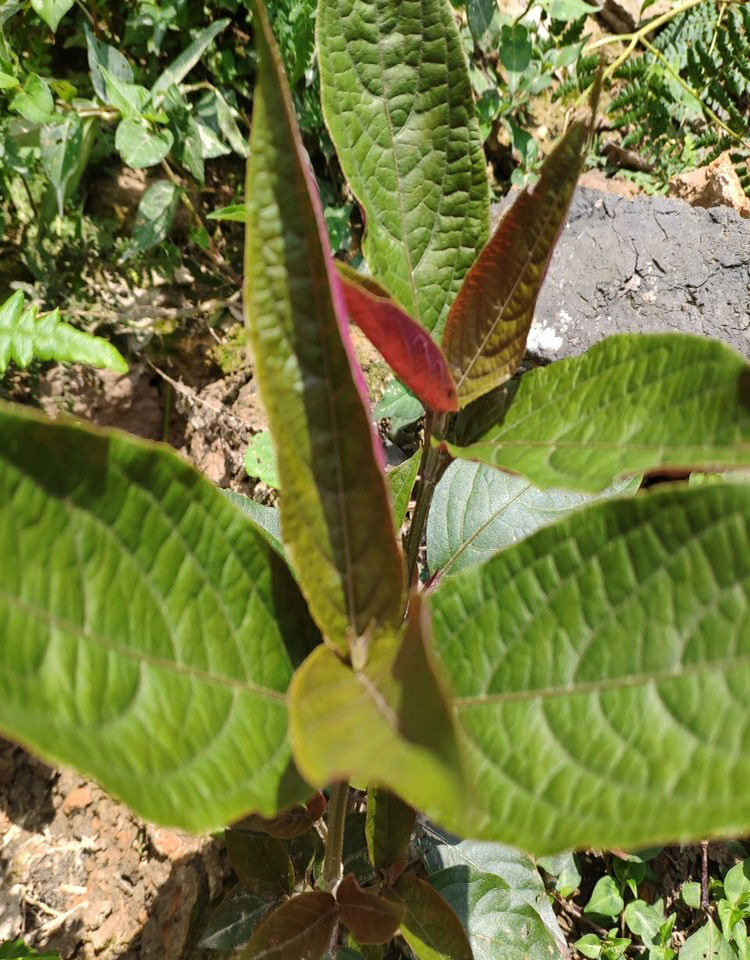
[336,873,406,944]
[225,829,294,898]
[241,891,339,959]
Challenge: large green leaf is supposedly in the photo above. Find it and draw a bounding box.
[289,598,467,830]
[416,823,566,955]
[447,335,750,492]
[441,122,585,406]
[430,866,559,960]
[428,483,750,852]
[426,459,638,577]
[317,0,489,339]
[245,0,404,652]
[0,292,127,376]
[0,402,313,830]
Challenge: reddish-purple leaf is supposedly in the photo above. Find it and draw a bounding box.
[442,121,587,407]
[336,873,406,944]
[244,0,404,653]
[240,891,339,959]
[336,264,458,413]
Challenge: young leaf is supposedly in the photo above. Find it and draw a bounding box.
[0,292,127,376]
[240,891,339,960]
[225,830,295,898]
[430,865,561,960]
[0,402,314,831]
[446,334,750,492]
[417,824,567,955]
[244,430,280,490]
[151,19,231,96]
[585,877,624,919]
[467,0,496,41]
[428,483,750,852]
[317,0,490,339]
[336,873,406,944]
[199,885,275,951]
[244,0,404,652]
[208,202,247,222]
[336,265,458,413]
[11,74,54,124]
[115,118,174,169]
[388,450,421,532]
[441,122,586,406]
[289,597,467,831]
[84,22,133,102]
[125,180,181,257]
[426,459,638,578]
[372,380,424,431]
[388,873,472,960]
[222,490,284,559]
[30,0,73,32]
[366,788,416,872]
[40,115,83,217]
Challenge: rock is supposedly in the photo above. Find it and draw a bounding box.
[578,169,641,198]
[492,185,750,364]
[0,883,23,941]
[62,785,93,815]
[592,0,674,32]
[668,152,750,219]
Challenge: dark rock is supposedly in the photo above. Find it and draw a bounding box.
[492,186,750,363]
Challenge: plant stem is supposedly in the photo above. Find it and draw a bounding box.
[322,781,349,890]
[404,412,448,592]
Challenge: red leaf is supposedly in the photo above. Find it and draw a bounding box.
[337,264,458,413]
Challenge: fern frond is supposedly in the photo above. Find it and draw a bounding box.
[0,291,128,377]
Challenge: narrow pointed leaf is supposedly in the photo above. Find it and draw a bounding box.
[318,0,489,339]
[0,292,127,375]
[240,891,339,960]
[289,597,467,830]
[336,873,406,944]
[225,830,295,898]
[430,865,561,960]
[0,402,313,831]
[245,0,404,652]
[416,824,568,956]
[151,20,230,96]
[337,265,458,412]
[366,789,416,872]
[427,459,639,578]
[446,335,750,492]
[429,483,750,853]
[442,122,585,406]
[388,450,421,532]
[388,873,472,960]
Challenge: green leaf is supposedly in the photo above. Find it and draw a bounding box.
[499,24,532,78]
[152,20,230,97]
[388,450,421,531]
[388,872,472,960]
[427,459,639,578]
[682,882,702,909]
[724,860,750,907]
[538,852,582,898]
[11,74,54,124]
[30,0,73,32]
[429,483,750,852]
[222,490,284,558]
[335,873,406,944]
[115,117,173,168]
[225,829,295,898]
[343,812,377,885]
[467,0,496,41]
[0,292,127,376]
[585,877,624,919]
[126,180,181,256]
[240,891,339,960]
[417,824,566,955]
[681,919,733,960]
[0,71,18,89]
[215,90,248,157]
[245,0,404,652]
[441,122,585,406]
[446,335,750,492]
[209,202,246,222]
[430,865,561,960]
[40,115,83,217]
[199,885,274,951]
[543,0,597,18]
[317,0,489,339]
[84,22,133,102]
[100,66,150,116]
[373,380,424,432]
[624,900,664,947]
[289,597,467,831]
[0,401,314,831]
[575,934,602,959]
[244,430,280,490]
[366,788,416,871]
